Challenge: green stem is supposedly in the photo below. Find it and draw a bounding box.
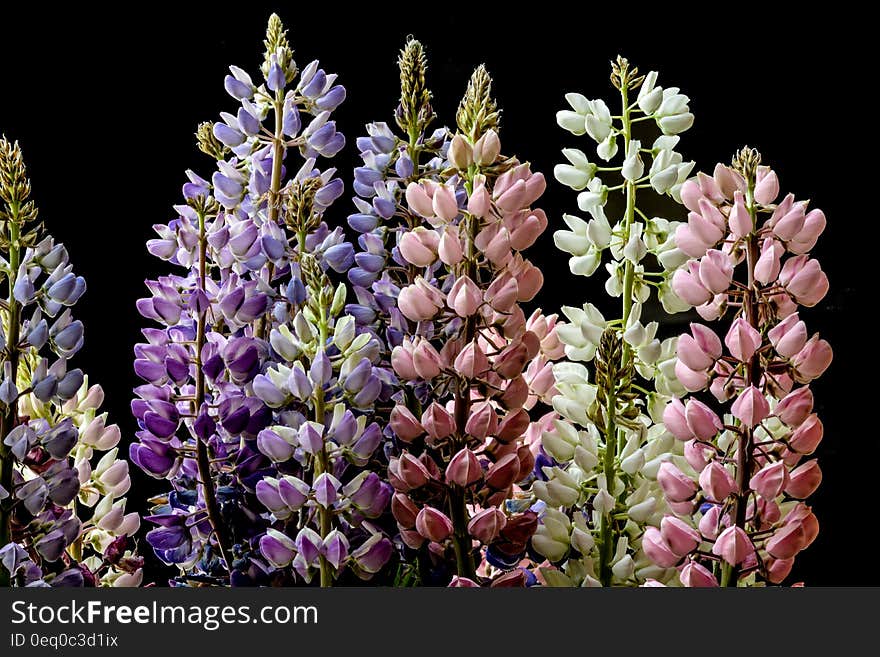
[193,209,233,574]
[597,79,637,586]
[314,315,333,588]
[0,205,22,587]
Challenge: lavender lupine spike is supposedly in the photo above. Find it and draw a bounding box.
[0,137,140,587]
[643,147,830,586]
[533,58,695,587]
[388,66,562,587]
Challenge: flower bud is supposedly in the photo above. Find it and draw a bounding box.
[712,526,753,566]
[445,448,483,487]
[415,507,453,542]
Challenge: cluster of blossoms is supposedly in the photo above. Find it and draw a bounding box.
[0,137,140,587]
[378,62,560,587]
[132,15,389,586]
[533,58,694,586]
[644,148,830,586]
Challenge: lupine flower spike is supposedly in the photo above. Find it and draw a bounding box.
[647,147,831,586]
[133,14,388,586]
[0,137,140,587]
[536,57,695,586]
[389,64,561,586]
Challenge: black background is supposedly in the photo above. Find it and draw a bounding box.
[0,5,867,585]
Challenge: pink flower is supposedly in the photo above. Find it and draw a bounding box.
[675,360,710,392]
[445,448,483,487]
[405,182,434,218]
[453,341,489,378]
[396,453,432,489]
[465,401,498,440]
[698,249,734,294]
[771,200,806,241]
[677,324,721,371]
[749,461,789,499]
[791,336,832,382]
[785,460,822,498]
[438,225,464,265]
[778,255,829,307]
[642,526,681,568]
[448,275,482,317]
[698,504,723,540]
[684,440,713,471]
[467,508,506,543]
[398,277,444,321]
[421,402,456,442]
[765,522,806,560]
[768,313,807,358]
[788,414,823,454]
[657,462,698,503]
[485,273,519,312]
[754,167,779,204]
[391,339,418,380]
[725,317,762,363]
[775,386,814,426]
[467,178,491,218]
[766,557,794,584]
[415,507,453,542]
[663,398,692,441]
[728,191,752,238]
[660,516,701,556]
[675,223,712,259]
[731,385,770,427]
[390,406,424,442]
[789,208,826,255]
[685,399,723,440]
[679,560,719,587]
[432,183,460,222]
[672,261,713,307]
[754,237,784,284]
[398,226,440,267]
[688,209,724,248]
[712,526,754,566]
[698,461,736,502]
[680,179,706,213]
[412,339,443,380]
[473,129,501,166]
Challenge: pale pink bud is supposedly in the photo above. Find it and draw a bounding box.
[642,526,681,568]
[657,462,698,503]
[698,505,723,540]
[785,460,822,498]
[789,208,826,255]
[685,399,723,440]
[725,317,762,363]
[778,256,828,307]
[772,202,806,241]
[468,507,506,544]
[445,448,483,487]
[731,385,770,428]
[405,182,434,218]
[687,210,724,247]
[754,237,784,284]
[448,275,482,317]
[749,461,789,499]
[754,167,779,204]
[421,402,456,442]
[675,360,711,392]
[467,179,491,218]
[680,561,719,587]
[680,179,706,213]
[663,398,692,440]
[728,191,753,238]
[485,453,520,490]
[477,225,512,265]
[674,224,711,259]
[788,414,823,454]
[398,227,440,267]
[712,164,742,199]
[415,506,453,542]
[698,249,734,294]
[672,261,713,307]
[485,273,519,312]
[465,401,498,440]
[438,225,463,266]
[432,184,459,222]
[677,331,718,371]
[661,516,701,556]
[698,198,727,231]
[454,341,489,379]
[712,526,754,566]
[512,259,543,302]
[791,336,832,382]
[768,313,807,358]
[699,461,736,502]
[698,171,726,203]
[696,293,727,321]
[391,340,418,380]
[473,129,501,166]
[684,440,713,472]
[495,179,527,213]
[766,557,794,584]
[390,406,424,442]
[510,210,548,251]
[398,278,444,322]
[412,339,443,380]
[494,340,529,380]
[785,504,819,547]
[497,408,530,443]
[775,386,814,427]
[765,522,806,560]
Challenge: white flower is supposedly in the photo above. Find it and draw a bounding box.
[597,134,618,161]
[622,139,644,181]
[637,71,663,114]
[554,214,591,256]
[554,148,597,190]
[576,177,608,211]
[587,210,612,248]
[584,98,613,142]
[569,249,601,277]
